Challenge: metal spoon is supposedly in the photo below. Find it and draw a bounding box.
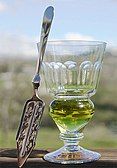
[16,6,54,167]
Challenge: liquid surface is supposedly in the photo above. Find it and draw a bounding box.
[50,98,94,133]
[50,84,95,97]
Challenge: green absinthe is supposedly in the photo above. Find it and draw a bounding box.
[50,98,94,133]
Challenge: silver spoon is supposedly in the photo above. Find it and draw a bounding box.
[16,6,54,167]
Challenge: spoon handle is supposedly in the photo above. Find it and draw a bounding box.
[36,6,54,74]
[32,6,54,89]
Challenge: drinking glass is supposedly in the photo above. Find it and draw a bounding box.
[38,40,106,164]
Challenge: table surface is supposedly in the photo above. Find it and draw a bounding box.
[0,148,117,168]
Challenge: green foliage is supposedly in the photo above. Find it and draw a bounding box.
[0,126,117,149]
[0,54,116,148]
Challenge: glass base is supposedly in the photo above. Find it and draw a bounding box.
[44,146,101,164]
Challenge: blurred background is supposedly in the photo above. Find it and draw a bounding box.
[0,0,117,150]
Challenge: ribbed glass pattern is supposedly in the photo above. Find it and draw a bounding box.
[41,41,106,97]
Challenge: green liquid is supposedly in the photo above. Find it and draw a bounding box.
[50,98,94,133]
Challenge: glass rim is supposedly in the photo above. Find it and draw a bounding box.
[37,40,107,46]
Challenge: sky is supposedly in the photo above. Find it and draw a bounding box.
[0,0,117,57]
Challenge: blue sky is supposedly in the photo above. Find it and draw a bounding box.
[0,0,117,56]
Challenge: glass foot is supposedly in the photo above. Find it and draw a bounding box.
[44,146,101,164]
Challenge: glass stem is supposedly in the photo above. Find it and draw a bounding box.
[60,132,84,152]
